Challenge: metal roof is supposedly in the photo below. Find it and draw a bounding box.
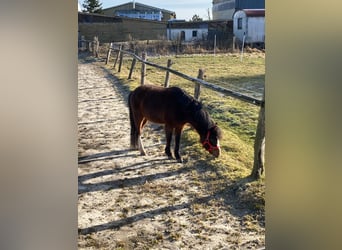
[242,9,265,17]
[102,1,175,15]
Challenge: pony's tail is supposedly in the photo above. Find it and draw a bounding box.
[128,92,138,149]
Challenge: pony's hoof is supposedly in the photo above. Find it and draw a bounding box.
[165,151,173,159]
[176,157,183,163]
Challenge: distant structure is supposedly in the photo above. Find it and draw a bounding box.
[212,0,265,20]
[102,1,176,22]
[167,20,209,42]
[233,9,265,45]
[212,0,235,20]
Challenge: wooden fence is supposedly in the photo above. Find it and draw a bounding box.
[79,35,100,57]
[106,43,264,107]
[101,42,264,179]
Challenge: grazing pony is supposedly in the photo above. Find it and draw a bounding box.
[128,84,222,162]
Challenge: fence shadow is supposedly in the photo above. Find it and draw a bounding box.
[78,155,264,236]
[78,149,135,164]
[78,195,211,235]
[78,159,198,195]
[78,174,264,236]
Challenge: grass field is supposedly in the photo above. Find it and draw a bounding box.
[106,51,265,213]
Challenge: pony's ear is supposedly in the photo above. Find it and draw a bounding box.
[197,100,204,109]
[192,100,202,110]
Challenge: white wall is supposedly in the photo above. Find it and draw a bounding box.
[246,17,265,43]
[167,28,208,42]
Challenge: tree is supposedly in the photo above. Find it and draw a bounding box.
[82,0,103,14]
[191,14,203,22]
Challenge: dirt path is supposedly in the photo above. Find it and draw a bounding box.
[78,54,265,249]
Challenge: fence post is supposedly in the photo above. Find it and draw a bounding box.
[105,42,113,65]
[240,32,246,62]
[95,36,99,57]
[214,34,217,56]
[250,92,265,179]
[141,52,146,85]
[232,36,236,51]
[92,36,97,57]
[128,58,137,79]
[81,35,85,51]
[194,69,204,100]
[164,59,172,87]
[118,45,124,72]
[78,31,81,49]
[113,44,122,69]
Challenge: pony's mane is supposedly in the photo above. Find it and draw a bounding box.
[212,124,223,139]
[173,87,217,133]
[175,88,202,109]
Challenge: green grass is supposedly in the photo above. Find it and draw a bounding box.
[105,52,265,213]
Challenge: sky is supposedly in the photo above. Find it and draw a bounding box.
[79,0,213,21]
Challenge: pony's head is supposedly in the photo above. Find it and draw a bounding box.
[202,124,222,157]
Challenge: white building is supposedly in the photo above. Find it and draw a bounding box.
[115,10,163,21]
[233,9,265,44]
[167,21,208,42]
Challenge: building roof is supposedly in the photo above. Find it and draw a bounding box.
[103,1,175,15]
[242,9,265,17]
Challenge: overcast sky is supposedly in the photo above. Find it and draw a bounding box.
[79,0,213,21]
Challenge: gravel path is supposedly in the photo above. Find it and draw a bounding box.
[78,54,265,249]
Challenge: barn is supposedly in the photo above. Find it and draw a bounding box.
[233,9,265,45]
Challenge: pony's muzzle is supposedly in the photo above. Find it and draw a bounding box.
[203,139,221,158]
[210,147,221,158]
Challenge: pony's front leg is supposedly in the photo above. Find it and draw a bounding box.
[164,125,173,159]
[174,127,183,163]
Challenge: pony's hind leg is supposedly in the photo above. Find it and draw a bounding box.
[138,118,147,156]
[129,93,139,150]
[130,127,138,150]
[138,137,146,156]
[174,126,184,163]
[164,125,173,159]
